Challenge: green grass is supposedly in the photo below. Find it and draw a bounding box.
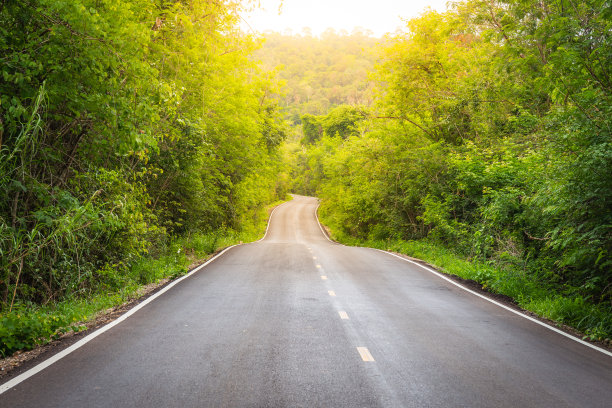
[0,198,288,358]
[321,217,612,343]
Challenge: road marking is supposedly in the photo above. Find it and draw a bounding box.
[321,275,328,280]
[313,256,317,259]
[258,200,292,242]
[372,248,612,358]
[316,264,322,268]
[314,204,333,242]
[314,201,612,358]
[0,245,241,395]
[328,290,336,297]
[357,347,375,362]
[338,311,349,320]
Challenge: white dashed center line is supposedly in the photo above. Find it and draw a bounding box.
[328,290,336,297]
[321,275,328,280]
[338,311,349,320]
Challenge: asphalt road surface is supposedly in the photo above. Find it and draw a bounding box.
[1,195,611,407]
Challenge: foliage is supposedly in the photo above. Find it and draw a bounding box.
[300,105,366,144]
[254,30,380,119]
[0,0,286,322]
[0,306,87,357]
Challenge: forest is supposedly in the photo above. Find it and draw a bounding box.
[253,29,379,120]
[1,0,611,356]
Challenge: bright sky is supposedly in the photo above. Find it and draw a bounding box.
[241,0,451,37]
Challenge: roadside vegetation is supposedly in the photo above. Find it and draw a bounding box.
[280,0,612,341]
[0,0,288,356]
[0,200,283,357]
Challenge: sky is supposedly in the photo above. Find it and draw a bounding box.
[241,0,451,37]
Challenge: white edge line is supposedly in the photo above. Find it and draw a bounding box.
[312,200,612,358]
[257,198,292,242]
[0,244,239,395]
[376,248,612,358]
[314,202,333,242]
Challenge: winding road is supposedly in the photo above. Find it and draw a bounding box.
[1,195,611,407]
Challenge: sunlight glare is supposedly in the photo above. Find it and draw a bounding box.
[242,0,451,37]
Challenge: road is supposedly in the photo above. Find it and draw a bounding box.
[1,195,611,407]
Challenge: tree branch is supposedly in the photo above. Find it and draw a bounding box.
[373,116,436,139]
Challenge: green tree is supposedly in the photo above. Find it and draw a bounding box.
[0,0,286,309]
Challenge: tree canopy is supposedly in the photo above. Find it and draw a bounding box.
[254,30,379,121]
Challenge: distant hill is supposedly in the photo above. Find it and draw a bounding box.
[254,29,381,122]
